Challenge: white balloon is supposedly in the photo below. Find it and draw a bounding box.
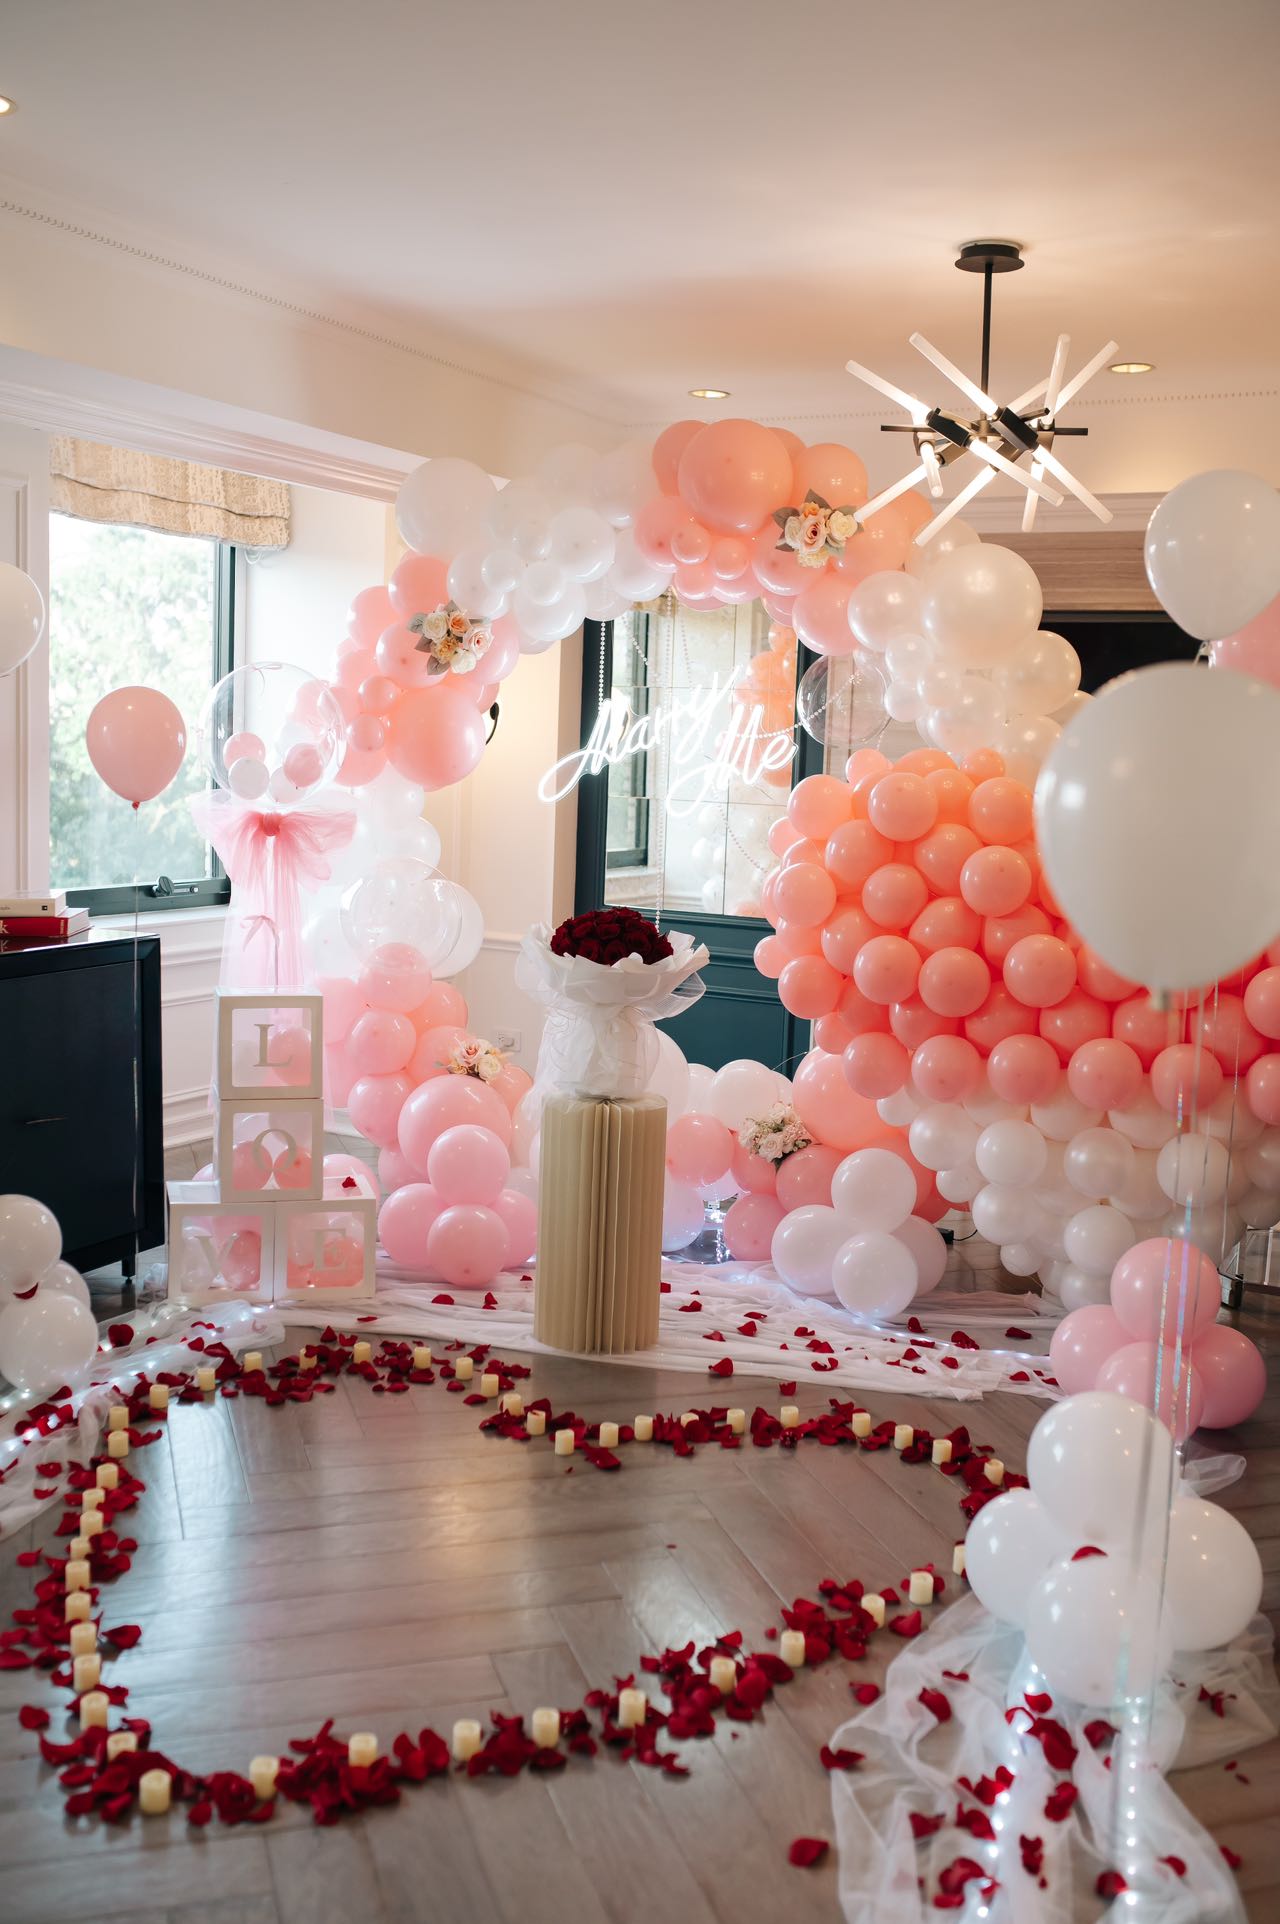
[1156,1131,1231,1208]
[0,562,47,677]
[971,1182,1043,1245]
[831,1231,917,1319]
[922,680,1008,760]
[1109,1087,1179,1150]
[1027,1391,1175,1549]
[397,457,496,556]
[487,477,554,559]
[965,1488,1068,1627]
[548,507,615,583]
[877,1088,920,1128]
[1063,1203,1135,1275]
[963,1088,1027,1127]
[935,1161,979,1205]
[1031,1083,1103,1142]
[38,1259,91,1311]
[648,1030,691,1121]
[662,1181,705,1252]
[975,1119,1047,1188]
[770,1205,846,1297]
[430,886,485,978]
[1035,663,1280,991]
[830,1148,916,1232]
[1144,469,1280,641]
[894,1214,948,1294]
[996,712,1061,786]
[921,544,1043,668]
[513,578,587,646]
[1109,1145,1168,1219]
[996,631,1081,716]
[0,1195,62,1296]
[999,1241,1041,1279]
[0,1290,97,1396]
[905,519,980,580]
[609,527,671,600]
[481,547,526,595]
[1164,1497,1263,1651]
[1026,1555,1173,1706]
[1059,1265,1112,1312]
[591,439,655,529]
[709,1059,779,1133]
[1063,1127,1135,1201]
[510,1092,539,1168]
[846,572,925,654]
[447,548,508,620]
[582,577,632,622]
[227,756,270,800]
[908,1103,978,1172]
[686,1063,717,1111]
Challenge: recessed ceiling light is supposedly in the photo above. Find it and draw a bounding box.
[689,387,729,400]
[1109,360,1154,375]
[0,97,15,116]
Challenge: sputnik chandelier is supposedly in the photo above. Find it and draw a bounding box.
[846,241,1118,542]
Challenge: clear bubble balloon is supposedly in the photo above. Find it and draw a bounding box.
[199,662,343,802]
[796,654,887,749]
[341,858,461,968]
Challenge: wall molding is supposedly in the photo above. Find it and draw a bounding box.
[163,1085,214,1148]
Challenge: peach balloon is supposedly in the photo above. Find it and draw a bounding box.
[375,620,439,689]
[825,818,894,890]
[838,979,892,1034]
[780,837,824,869]
[982,904,1052,966]
[491,1063,533,1114]
[678,420,794,534]
[988,1033,1062,1105]
[1003,934,1077,1009]
[386,682,487,790]
[846,747,892,784]
[652,419,704,493]
[1077,945,1140,1004]
[889,995,961,1050]
[773,921,823,961]
[1243,966,1280,1039]
[862,863,930,931]
[754,935,787,980]
[1206,590,1280,690]
[867,771,938,842]
[773,863,836,928]
[834,496,912,580]
[918,947,991,1019]
[959,845,1032,917]
[1193,994,1266,1071]
[779,954,844,1018]
[789,442,868,509]
[821,904,877,975]
[1113,994,1184,1068]
[911,1034,983,1103]
[1039,991,1111,1060]
[730,1138,779,1196]
[964,984,1039,1051]
[962,748,1006,782]
[853,935,922,1005]
[1066,1037,1144,1111]
[788,773,853,841]
[924,766,975,823]
[968,777,1033,845]
[752,521,819,597]
[723,1193,785,1262]
[914,822,982,894]
[1149,1043,1225,1116]
[387,555,448,620]
[813,1013,853,1053]
[634,494,704,569]
[792,1053,885,1152]
[775,1142,844,1210]
[908,896,982,956]
[1245,1053,1280,1124]
[896,748,955,777]
[768,817,804,858]
[843,1031,910,1099]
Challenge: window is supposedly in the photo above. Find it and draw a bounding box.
[48,515,236,913]
[605,609,651,872]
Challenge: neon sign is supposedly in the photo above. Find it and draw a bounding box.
[538,675,797,818]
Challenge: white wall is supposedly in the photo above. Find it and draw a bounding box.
[242,483,388,676]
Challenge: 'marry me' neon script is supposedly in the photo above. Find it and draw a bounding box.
[538,676,797,817]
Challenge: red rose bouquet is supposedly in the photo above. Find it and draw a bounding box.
[549,907,673,968]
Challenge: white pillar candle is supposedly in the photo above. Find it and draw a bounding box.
[138,1768,171,1814]
[530,1708,560,1749]
[709,1656,737,1693]
[851,1410,872,1438]
[412,1345,432,1369]
[81,1510,104,1540]
[299,1349,316,1370]
[526,1409,546,1436]
[862,1594,886,1628]
[452,1718,483,1761]
[480,1372,500,1398]
[195,1366,216,1394]
[65,1559,91,1592]
[107,1430,130,1459]
[893,1423,914,1452]
[598,1421,619,1449]
[908,1570,935,1607]
[983,1457,1005,1487]
[242,1351,263,1373]
[726,1408,746,1434]
[454,1356,474,1382]
[64,1591,91,1625]
[501,1392,524,1417]
[95,1463,119,1490]
[931,1438,953,1465]
[779,1629,806,1668]
[780,1406,800,1430]
[952,1543,967,1577]
[79,1690,109,1730]
[553,1429,575,1457]
[249,1755,279,1798]
[107,1405,129,1432]
[81,1488,105,1511]
[347,1732,378,1767]
[633,1415,653,1441]
[148,1383,169,1412]
[106,1731,138,1761]
[352,1341,373,1365]
[616,1688,647,1729]
[69,1621,97,1658]
[68,1536,91,1562]
[72,1652,102,1693]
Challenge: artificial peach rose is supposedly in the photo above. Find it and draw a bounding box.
[447,609,470,637]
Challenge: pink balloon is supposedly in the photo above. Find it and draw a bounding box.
[493,1186,537,1265]
[915,822,982,894]
[789,442,868,509]
[968,776,1033,845]
[853,935,922,1005]
[779,955,844,1018]
[1048,1304,1128,1394]
[491,1062,533,1113]
[337,646,378,694]
[833,495,912,581]
[348,1071,413,1150]
[792,1052,884,1152]
[1243,965,1280,1040]
[1245,1052,1280,1124]
[981,905,1052,967]
[1194,994,1266,1071]
[677,419,794,534]
[1149,1043,1224,1116]
[86,686,186,806]
[987,1034,1061,1105]
[1207,590,1280,689]
[867,772,938,842]
[964,984,1038,1051]
[359,943,433,1015]
[411,982,470,1031]
[346,1009,415,1076]
[272,1143,313,1190]
[375,620,440,690]
[1113,994,1184,1069]
[843,1032,910,1100]
[386,682,487,790]
[1003,935,1077,1009]
[793,573,855,658]
[911,1034,983,1103]
[322,1152,379,1198]
[773,862,836,928]
[224,731,263,768]
[377,1146,417,1193]
[1190,1323,1267,1429]
[724,1193,785,1262]
[359,673,402,715]
[651,420,703,494]
[1041,992,1111,1062]
[959,845,1032,917]
[426,1204,510,1288]
[231,1140,270,1192]
[1096,1341,1205,1441]
[838,979,892,1036]
[820,905,877,976]
[666,1112,733,1186]
[350,583,399,640]
[427,1124,510,1205]
[335,736,388,788]
[908,896,982,956]
[399,1074,512,1176]
[409,1023,472,1083]
[918,947,991,1019]
[377,1183,445,1266]
[863,863,929,931]
[1077,945,1139,1004]
[889,994,960,1051]
[1066,1038,1144,1112]
[387,554,449,619]
[1110,1236,1222,1344]
[775,1142,844,1210]
[633,494,702,569]
[730,1138,779,1196]
[788,774,853,842]
[825,818,894,890]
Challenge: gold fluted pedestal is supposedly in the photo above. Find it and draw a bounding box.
[534,1093,667,1353]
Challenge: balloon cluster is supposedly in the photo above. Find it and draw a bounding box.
[1049,1237,1266,1436]
[967,1392,1263,1706]
[0,1196,98,1400]
[379,1105,537,1290]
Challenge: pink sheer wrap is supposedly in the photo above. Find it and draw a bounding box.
[190,792,356,990]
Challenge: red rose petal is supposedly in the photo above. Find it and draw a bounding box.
[708,1358,734,1378]
[1044,1782,1079,1822]
[889,1609,923,1638]
[788,1836,829,1868]
[1071,1544,1107,1560]
[819,1745,863,1771]
[1096,1870,1127,1899]
[18,1705,50,1729]
[851,1683,880,1705]
[919,1687,952,1723]
[1219,1844,1243,1871]
[910,1811,945,1840]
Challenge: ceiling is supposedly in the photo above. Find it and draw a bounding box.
[2,0,1277,431]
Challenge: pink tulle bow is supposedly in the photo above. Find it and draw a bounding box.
[190,791,356,990]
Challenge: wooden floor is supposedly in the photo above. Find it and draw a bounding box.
[1,1162,1277,1922]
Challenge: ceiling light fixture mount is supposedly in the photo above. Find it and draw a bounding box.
[846,240,1118,541]
[0,97,15,116]
[689,387,729,400]
[1109,360,1154,375]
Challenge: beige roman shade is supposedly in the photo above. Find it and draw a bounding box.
[50,436,291,548]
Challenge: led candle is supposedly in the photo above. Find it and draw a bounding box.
[69,1621,97,1658]
[931,1438,953,1465]
[893,1423,914,1451]
[243,1351,263,1374]
[454,1356,474,1382]
[554,1429,575,1457]
[526,1409,546,1436]
[851,1410,872,1437]
[531,1708,560,1749]
[148,1384,169,1411]
[80,1509,104,1539]
[79,1690,109,1730]
[107,1430,129,1459]
[106,1731,138,1761]
[69,1535,92,1561]
[862,1594,886,1628]
[196,1366,216,1393]
[81,1488,104,1511]
[348,1732,378,1767]
[65,1559,91,1592]
[452,1718,483,1762]
[138,1768,171,1814]
[617,1688,647,1729]
[779,1629,806,1668]
[501,1392,524,1417]
[480,1372,499,1398]
[908,1570,935,1607]
[952,1543,967,1577]
[598,1421,619,1449]
[96,1463,119,1490]
[65,1592,91,1625]
[726,1408,746,1435]
[709,1656,737,1693]
[983,1457,1005,1487]
[353,1341,373,1365]
[73,1653,102,1693]
[249,1755,279,1798]
[299,1349,316,1370]
[412,1345,432,1369]
[107,1405,129,1432]
[780,1406,800,1430]
[633,1415,653,1441]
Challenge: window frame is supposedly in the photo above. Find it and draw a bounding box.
[60,533,238,917]
[604,606,652,873]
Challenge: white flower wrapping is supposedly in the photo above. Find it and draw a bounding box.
[516,923,709,1101]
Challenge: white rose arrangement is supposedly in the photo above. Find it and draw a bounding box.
[774,491,862,568]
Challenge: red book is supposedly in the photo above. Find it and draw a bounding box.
[0,911,90,937]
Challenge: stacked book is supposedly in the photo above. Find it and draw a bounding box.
[0,890,90,939]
